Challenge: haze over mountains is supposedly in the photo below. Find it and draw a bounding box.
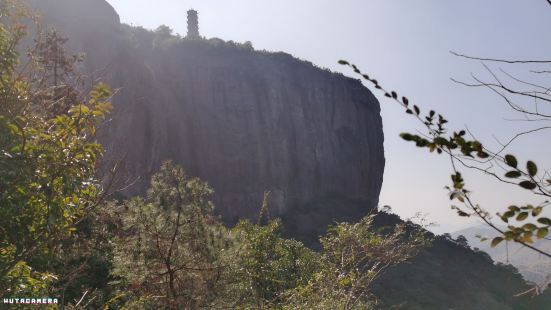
[453,224,551,284]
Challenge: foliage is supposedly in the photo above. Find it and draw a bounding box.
[0,0,112,297]
[372,228,551,310]
[108,162,428,309]
[228,219,321,308]
[155,25,173,38]
[338,2,551,296]
[112,161,227,309]
[285,216,429,309]
[339,57,551,292]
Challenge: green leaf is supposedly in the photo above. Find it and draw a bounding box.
[522,223,537,231]
[504,231,515,240]
[471,141,483,152]
[537,227,549,239]
[519,181,537,190]
[532,207,543,217]
[527,161,538,177]
[537,217,551,226]
[504,171,521,178]
[434,137,448,146]
[504,154,517,168]
[338,60,349,65]
[519,235,534,244]
[69,104,90,114]
[491,237,504,248]
[400,133,414,141]
[457,211,470,217]
[477,151,489,159]
[516,212,528,221]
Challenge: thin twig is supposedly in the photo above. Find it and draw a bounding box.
[451,51,551,64]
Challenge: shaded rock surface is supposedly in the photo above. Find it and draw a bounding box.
[27,0,385,231]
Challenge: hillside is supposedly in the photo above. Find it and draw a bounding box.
[453,224,551,284]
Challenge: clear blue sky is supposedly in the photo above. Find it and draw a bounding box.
[106,0,551,233]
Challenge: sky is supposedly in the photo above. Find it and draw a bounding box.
[105,0,551,234]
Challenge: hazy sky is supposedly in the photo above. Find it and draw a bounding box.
[106,0,551,233]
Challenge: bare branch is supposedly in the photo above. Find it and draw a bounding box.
[339,61,551,261]
[532,70,551,74]
[500,69,551,96]
[451,51,551,64]
[492,126,551,156]
[451,76,551,118]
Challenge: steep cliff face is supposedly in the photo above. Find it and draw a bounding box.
[27,0,385,230]
[107,40,385,228]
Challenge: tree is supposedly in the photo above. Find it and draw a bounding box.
[109,161,428,309]
[338,0,551,295]
[112,161,228,309]
[228,218,321,308]
[155,25,173,38]
[455,235,469,248]
[0,0,112,296]
[284,216,429,309]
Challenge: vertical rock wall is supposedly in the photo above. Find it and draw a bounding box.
[25,0,385,235]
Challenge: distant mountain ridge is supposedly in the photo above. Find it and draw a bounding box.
[452,224,551,284]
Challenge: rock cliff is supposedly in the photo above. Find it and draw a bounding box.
[26,0,385,233]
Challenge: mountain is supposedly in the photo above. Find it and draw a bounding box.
[26,0,385,236]
[23,0,551,308]
[452,224,551,284]
[364,213,551,310]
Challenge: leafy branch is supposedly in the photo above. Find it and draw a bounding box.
[338,60,551,263]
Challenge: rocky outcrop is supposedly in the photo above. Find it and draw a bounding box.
[25,0,385,234]
[105,38,385,229]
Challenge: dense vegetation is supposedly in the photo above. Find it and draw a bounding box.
[0,0,112,299]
